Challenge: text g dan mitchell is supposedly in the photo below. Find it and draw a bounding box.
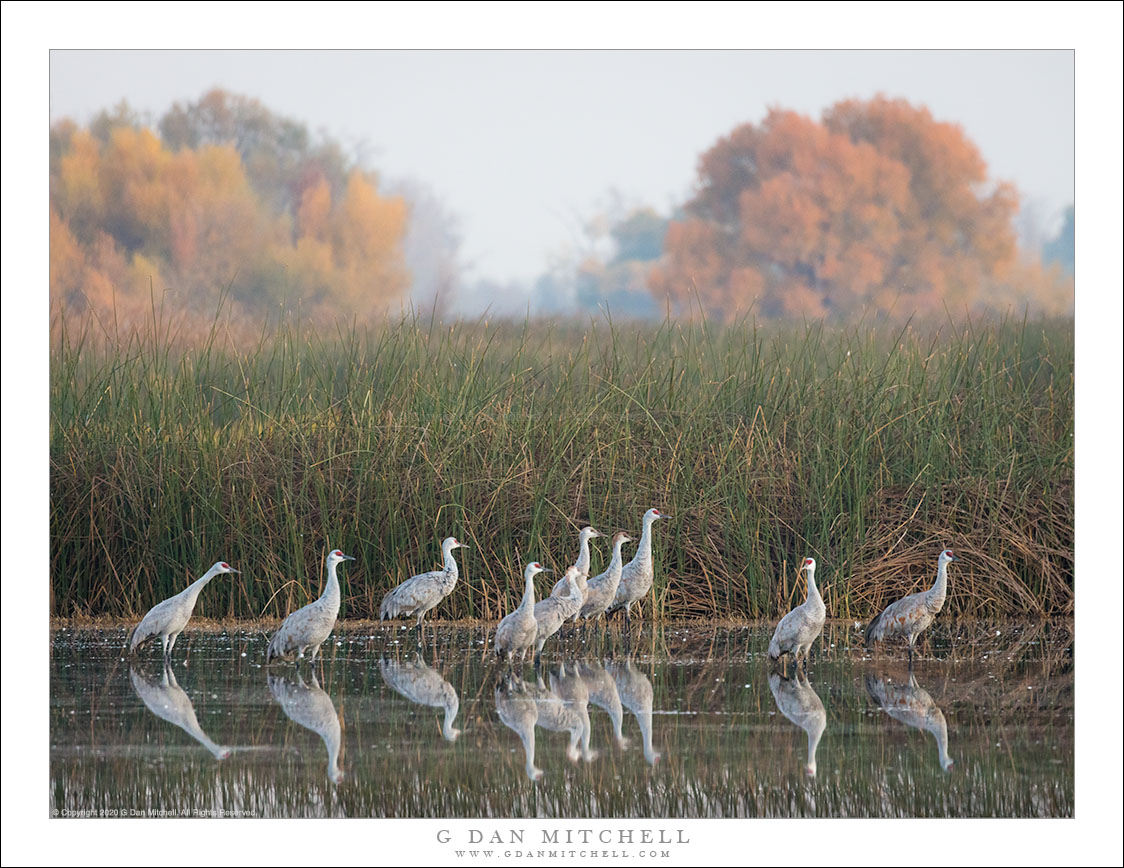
[437,829,690,845]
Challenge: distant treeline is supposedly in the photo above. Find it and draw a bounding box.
[51,90,411,328]
[50,90,1073,328]
[50,312,1074,621]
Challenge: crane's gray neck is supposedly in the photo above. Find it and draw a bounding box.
[322,560,342,604]
[183,565,221,606]
[443,544,460,579]
[632,516,656,567]
[928,560,949,606]
[610,538,627,572]
[575,533,594,576]
[805,568,822,604]
[518,571,537,612]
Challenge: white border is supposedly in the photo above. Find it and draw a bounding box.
[4,3,1121,866]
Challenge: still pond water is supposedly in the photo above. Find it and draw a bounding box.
[50,623,1072,818]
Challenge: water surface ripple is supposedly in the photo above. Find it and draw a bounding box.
[49,623,1073,818]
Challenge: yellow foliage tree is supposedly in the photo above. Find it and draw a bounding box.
[50,104,410,332]
[652,97,1068,321]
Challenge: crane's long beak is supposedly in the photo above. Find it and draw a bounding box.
[343,555,356,561]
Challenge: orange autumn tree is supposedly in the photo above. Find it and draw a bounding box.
[651,97,1025,320]
[50,94,410,330]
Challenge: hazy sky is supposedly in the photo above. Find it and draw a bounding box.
[49,48,1074,285]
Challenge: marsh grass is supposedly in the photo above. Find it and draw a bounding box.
[50,309,1073,620]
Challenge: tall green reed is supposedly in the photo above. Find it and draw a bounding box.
[50,309,1073,620]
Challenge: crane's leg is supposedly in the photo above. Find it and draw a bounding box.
[907,639,914,671]
[161,634,170,664]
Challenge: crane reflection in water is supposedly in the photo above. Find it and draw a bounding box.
[768,669,827,777]
[865,668,954,772]
[267,668,345,784]
[379,652,461,742]
[129,663,232,761]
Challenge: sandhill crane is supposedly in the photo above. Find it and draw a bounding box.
[127,561,239,663]
[865,670,954,771]
[266,549,354,664]
[129,663,231,760]
[379,653,461,741]
[527,671,585,763]
[606,508,669,631]
[576,660,630,751]
[380,537,467,643]
[495,673,543,780]
[533,567,582,666]
[768,558,826,671]
[768,669,826,777]
[494,561,548,664]
[550,526,602,618]
[268,668,345,784]
[607,658,661,765]
[865,550,957,666]
[579,532,633,624]
[550,661,598,762]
